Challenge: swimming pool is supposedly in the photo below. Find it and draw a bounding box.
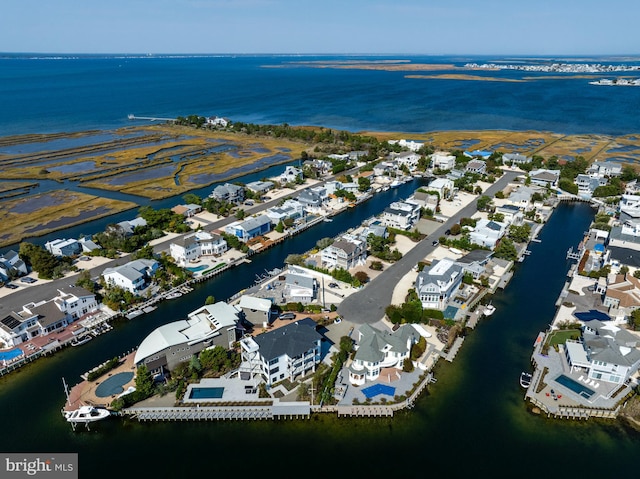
[0,348,23,362]
[189,387,225,399]
[186,265,208,272]
[554,374,595,399]
[95,372,134,397]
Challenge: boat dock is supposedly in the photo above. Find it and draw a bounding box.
[127,114,176,122]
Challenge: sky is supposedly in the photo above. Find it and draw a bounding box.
[2,0,639,56]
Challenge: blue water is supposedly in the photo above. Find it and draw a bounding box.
[1,54,639,137]
[189,387,224,399]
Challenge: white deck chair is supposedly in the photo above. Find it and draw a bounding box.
[578,375,584,381]
[594,382,599,389]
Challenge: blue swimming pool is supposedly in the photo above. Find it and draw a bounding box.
[95,372,134,397]
[186,265,208,272]
[189,387,225,399]
[0,348,23,361]
[362,384,396,399]
[555,374,595,399]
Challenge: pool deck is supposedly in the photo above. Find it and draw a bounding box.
[64,351,137,411]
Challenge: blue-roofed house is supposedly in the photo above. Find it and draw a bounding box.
[239,317,322,386]
[224,214,272,242]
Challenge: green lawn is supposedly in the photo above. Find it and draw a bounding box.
[547,329,582,348]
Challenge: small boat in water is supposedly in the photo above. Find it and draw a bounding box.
[165,291,182,299]
[63,405,111,424]
[483,303,496,316]
[390,179,401,188]
[520,372,532,388]
[71,334,92,347]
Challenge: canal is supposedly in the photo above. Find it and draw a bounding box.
[2,198,639,477]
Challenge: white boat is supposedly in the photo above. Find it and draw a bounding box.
[520,372,532,388]
[71,335,92,347]
[63,405,111,424]
[483,303,496,316]
[165,292,182,299]
[390,180,401,188]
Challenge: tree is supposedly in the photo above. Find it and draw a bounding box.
[205,295,216,305]
[358,176,371,192]
[493,238,518,261]
[316,237,333,249]
[135,364,154,397]
[275,220,285,233]
[182,193,202,205]
[476,195,492,211]
[354,271,369,284]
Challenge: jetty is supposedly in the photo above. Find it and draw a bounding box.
[128,114,176,122]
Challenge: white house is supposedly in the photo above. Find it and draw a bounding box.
[245,180,274,196]
[468,219,509,249]
[428,178,454,201]
[619,194,640,219]
[206,116,229,127]
[392,151,421,170]
[170,231,227,266]
[0,250,28,282]
[465,159,487,175]
[209,183,245,203]
[102,259,159,294]
[431,151,456,170]
[495,204,524,226]
[237,295,274,326]
[381,201,421,230]
[415,258,464,310]
[264,199,305,224]
[239,317,322,386]
[284,268,317,304]
[297,188,328,213]
[0,287,99,347]
[564,320,640,385]
[587,161,622,177]
[278,165,303,184]
[44,238,81,257]
[529,169,560,188]
[348,323,420,386]
[171,203,202,217]
[503,153,531,165]
[388,139,424,152]
[321,237,367,270]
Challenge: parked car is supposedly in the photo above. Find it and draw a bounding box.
[432,240,439,246]
[5,283,19,289]
[20,277,37,284]
[328,282,339,288]
[279,312,296,320]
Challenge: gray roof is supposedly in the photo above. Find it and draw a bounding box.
[331,239,359,255]
[28,301,67,328]
[457,249,493,265]
[239,214,271,231]
[354,323,417,363]
[286,273,315,290]
[253,317,322,362]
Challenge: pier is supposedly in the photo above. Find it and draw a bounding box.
[128,114,176,122]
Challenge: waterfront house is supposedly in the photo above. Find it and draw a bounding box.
[78,236,101,254]
[44,238,81,258]
[409,189,439,211]
[465,159,487,175]
[171,203,202,217]
[431,151,456,171]
[0,287,98,346]
[245,180,274,196]
[361,222,388,240]
[224,215,272,242]
[303,159,332,177]
[575,174,608,199]
[238,295,275,326]
[415,258,463,310]
[264,199,305,225]
[106,217,148,238]
[239,317,322,386]
[392,151,421,170]
[134,301,243,372]
[102,259,159,294]
[373,162,395,177]
[348,323,420,386]
[320,237,367,271]
[209,183,245,203]
[495,204,524,226]
[455,249,494,280]
[278,165,303,185]
[170,231,227,266]
[381,201,421,230]
[0,250,28,282]
[507,185,537,209]
[428,178,454,201]
[619,194,640,219]
[206,116,229,127]
[296,188,328,213]
[529,168,560,188]
[468,218,509,249]
[284,268,317,304]
[564,320,640,385]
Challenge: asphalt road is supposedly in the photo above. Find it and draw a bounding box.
[0,166,363,316]
[336,170,521,324]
